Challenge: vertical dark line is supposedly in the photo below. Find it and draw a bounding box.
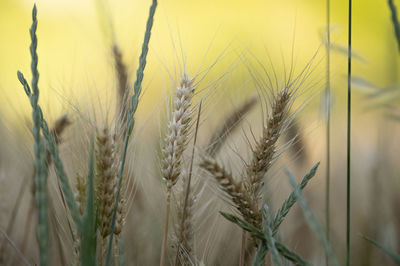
[388,0,400,52]
[346,0,352,265]
[325,0,331,265]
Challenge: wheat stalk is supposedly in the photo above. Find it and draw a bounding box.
[105,2,157,265]
[175,173,195,265]
[113,44,130,136]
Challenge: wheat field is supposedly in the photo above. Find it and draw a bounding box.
[0,0,399,265]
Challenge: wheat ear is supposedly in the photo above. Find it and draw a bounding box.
[200,157,260,228]
[175,173,195,265]
[246,87,290,210]
[113,44,130,135]
[160,72,195,266]
[174,100,202,266]
[96,126,118,239]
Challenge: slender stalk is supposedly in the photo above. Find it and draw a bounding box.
[21,199,35,255]
[346,0,352,265]
[105,1,157,265]
[0,177,27,263]
[114,237,119,266]
[160,191,171,266]
[0,228,31,266]
[287,168,339,266]
[240,230,246,266]
[325,0,331,265]
[388,0,400,52]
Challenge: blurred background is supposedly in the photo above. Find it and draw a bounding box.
[0,0,399,265]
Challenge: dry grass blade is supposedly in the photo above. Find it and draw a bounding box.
[283,117,307,165]
[0,227,31,266]
[113,44,130,134]
[206,96,257,157]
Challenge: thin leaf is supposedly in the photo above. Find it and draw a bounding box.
[272,162,320,235]
[80,137,97,266]
[18,72,82,229]
[252,244,268,266]
[286,168,339,266]
[220,212,311,266]
[363,235,400,264]
[262,208,282,266]
[220,212,264,240]
[330,43,366,62]
[275,242,311,266]
[388,0,400,52]
[35,138,49,265]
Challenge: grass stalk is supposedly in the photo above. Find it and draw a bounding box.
[105,1,157,265]
[35,137,49,266]
[18,71,82,230]
[262,209,282,266]
[286,168,339,266]
[363,235,400,263]
[0,228,31,266]
[347,0,352,265]
[160,191,171,266]
[21,199,35,255]
[80,137,97,266]
[0,177,27,263]
[19,6,50,265]
[240,230,246,266]
[221,212,311,266]
[325,1,331,265]
[388,0,400,52]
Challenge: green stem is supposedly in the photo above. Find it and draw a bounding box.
[105,1,157,265]
[347,0,352,265]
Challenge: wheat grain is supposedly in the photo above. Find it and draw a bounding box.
[96,126,118,238]
[245,87,291,213]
